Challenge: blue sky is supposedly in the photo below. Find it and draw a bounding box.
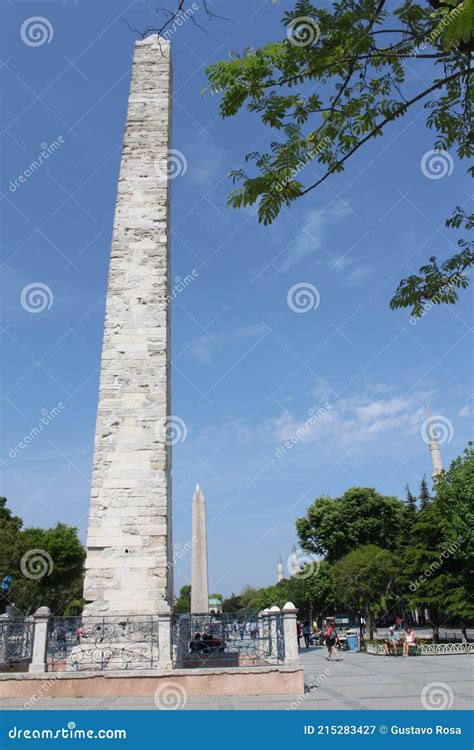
[1,0,472,598]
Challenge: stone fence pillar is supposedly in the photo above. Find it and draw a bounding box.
[268,605,280,658]
[282,601,299,665]
[29,606,50,673]
[157,611,172,670]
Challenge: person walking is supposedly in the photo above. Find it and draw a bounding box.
[325,620,341,661]
[302,620,311,648]
[297,620,302,648]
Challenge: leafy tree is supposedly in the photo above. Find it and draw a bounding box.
[429,447,474,639]
[205,0,473,313]
[7,523,85,616]
[419,475,432,509]
[174,584,191,613]
[296,487,405,562]
[222,592,243,612]
[332,544,397,637]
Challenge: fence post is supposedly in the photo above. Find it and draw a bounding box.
[268,605,280,659]
[29,606,50,673]
[282,601,299,665]
[157,611,172,669]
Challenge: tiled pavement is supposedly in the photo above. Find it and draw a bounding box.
[0,647,472,710]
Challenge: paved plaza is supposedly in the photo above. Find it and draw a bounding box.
[0,646,471,711]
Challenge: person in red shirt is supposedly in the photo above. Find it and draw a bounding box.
[325,620,341,661]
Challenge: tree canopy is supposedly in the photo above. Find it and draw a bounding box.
[0,498,85,616]
[205,0,473,314]
[295,487,405,562]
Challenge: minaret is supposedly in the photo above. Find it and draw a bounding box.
[425,405,444,479]
[277,554,283,583]
[291,544,300,577]
[191,485,209,613]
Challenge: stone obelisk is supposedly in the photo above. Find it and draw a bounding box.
[83,36,173,615]
[191,485,209,613]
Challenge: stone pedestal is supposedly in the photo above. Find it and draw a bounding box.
[282,602,299,665]
[83,35,173,616]
[29,607,50,674]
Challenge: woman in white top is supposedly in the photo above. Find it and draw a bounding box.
[402,627,417,656]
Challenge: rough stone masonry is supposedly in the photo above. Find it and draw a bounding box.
[83,36,173,615]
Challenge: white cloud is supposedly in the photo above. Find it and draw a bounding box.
[278,202,352,272]
[457,404,471,418]
[262,388,437,451]
[189,335,216,364]
[185,137,226,189]
[346,265,373,286]
[233,323,270,339]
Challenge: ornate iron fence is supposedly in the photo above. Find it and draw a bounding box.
[0,618,34,664]
[173,612,285,668]
[47,615,160,671]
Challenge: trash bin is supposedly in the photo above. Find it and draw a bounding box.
[346,634,359,652]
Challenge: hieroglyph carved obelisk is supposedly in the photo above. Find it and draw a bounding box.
[191,485,209,613]
[83,36,173,615]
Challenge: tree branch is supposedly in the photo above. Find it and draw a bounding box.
[300,67,473,196]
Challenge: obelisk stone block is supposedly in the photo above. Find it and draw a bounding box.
[83,36,173,615]
[191,485,209,613]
